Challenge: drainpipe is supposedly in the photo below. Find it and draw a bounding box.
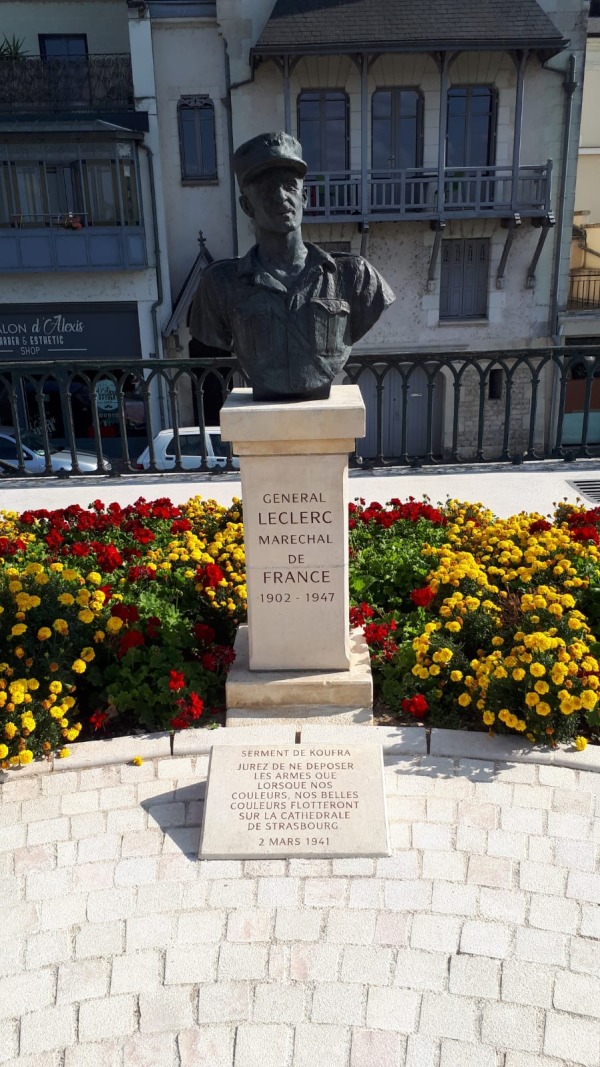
[138,140,167,425]
[223,40,239,257]
[548,54,577,341]
[547,54,578,453]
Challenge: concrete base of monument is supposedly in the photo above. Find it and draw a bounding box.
[225,625,373,728]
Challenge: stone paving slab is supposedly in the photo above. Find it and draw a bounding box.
[0,747,598,1066]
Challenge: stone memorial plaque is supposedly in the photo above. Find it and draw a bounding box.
[199,743,390,859]
[241,453,350,670]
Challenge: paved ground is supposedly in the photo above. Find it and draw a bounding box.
[0,729,598,1067]
[2,457,600,518]
[1,466,599,1065]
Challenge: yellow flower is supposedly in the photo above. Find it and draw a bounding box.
[106,617,123,634]
[58,748,70,759]
[37,627,52,641]
[580,689,598,711]
[80,647,95,662]
[512,668,526,681]
[534,680,549,695]
[483,711,495,726]
[457,692,471,707]
[536,702,551,716]
[18,750,34,765]
[71,659,86,674]
[530,663,546,678]
[450,670,463,682]
[87,572,102,585]
[53,619,69,636]
[0,745,7,760]
[49,681,62,694]
[4,722,17,740]
[433,648,453,665]
[132,756,143,766]
[58,593,75,606]
[574,736,587,751]
[94,631,105,643]
[78,609,95,624]
[11,624,27,637]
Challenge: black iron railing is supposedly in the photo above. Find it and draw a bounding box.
[0,347,599,478]
[0,54,134,112]
[568,270,600,310]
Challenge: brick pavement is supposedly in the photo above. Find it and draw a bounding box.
[0,735,598,1067]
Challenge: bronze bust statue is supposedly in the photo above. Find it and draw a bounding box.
[190,132,395,401]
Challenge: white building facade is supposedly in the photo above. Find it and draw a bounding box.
[139,0,589,461]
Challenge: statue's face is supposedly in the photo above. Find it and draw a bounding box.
[241,167,307,233]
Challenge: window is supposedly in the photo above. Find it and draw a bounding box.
[178,97,217,181]
[372,89,423,171]
[39,35,88,58]
[0,145,141,228]
[297,90,349,173]
[440,238,490,320]
[447,86,496,167]
[372,88,424,209]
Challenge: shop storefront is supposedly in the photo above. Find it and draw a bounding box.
[0,302,143,442]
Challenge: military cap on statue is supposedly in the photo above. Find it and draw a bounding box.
[232,132,307,190]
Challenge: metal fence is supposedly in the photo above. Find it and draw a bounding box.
[568,271,600,310]
[0,54,134,113]
[0,346,599,478]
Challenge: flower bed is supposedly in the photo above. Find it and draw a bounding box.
[350,497,600,748]
[0,497,245,767]
[1,493,599,767]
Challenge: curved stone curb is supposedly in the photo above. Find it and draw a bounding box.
[2,724,598,779]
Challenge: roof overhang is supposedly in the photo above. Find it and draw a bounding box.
[251,0,568,66]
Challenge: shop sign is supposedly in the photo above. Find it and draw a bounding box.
[0,304,142,362]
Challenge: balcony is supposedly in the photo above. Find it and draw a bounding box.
[304,164,552,223]
[0,215,146,272]
[0,55,134,114]
[568,270,600,311]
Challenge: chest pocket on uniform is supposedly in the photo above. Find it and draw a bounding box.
[309,298,351,356]
[230,302,273,370]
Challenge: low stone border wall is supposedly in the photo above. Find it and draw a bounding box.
[3,726,598,779]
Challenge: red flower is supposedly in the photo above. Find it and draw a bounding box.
[349,602,375,627]
[401,694,429,718]
[201,651,218,671]
[205,563,224,587]
[168,669,186,691]
[169,713,189,730]
[187,692,204,719]
[410,586,435,608]
[117,629,145,659]
[90,710,109,731]
[111,603,140,624]
[145,616,162,640]
[529,519,551,534]
[194,622,216,645]
[170,518,192,533]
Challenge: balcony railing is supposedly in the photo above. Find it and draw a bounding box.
[304,163,552,222]
[568,270,600,311]
[0,54,134,113]
[1,347,600,478]
[0,223,147,271]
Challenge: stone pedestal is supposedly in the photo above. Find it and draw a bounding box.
[225,625,373,727]
[220,386,365,672]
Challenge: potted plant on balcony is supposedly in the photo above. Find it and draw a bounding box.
[59,213,83,231]
[0,35,29,59]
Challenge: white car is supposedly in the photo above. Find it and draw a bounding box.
[0,429,111,474]
[136,427,239,471]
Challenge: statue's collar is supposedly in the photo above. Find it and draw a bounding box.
[237,242,337,282]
